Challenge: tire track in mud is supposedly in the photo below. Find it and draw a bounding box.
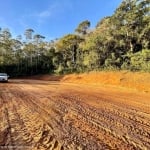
[10,88,79,150]
[54,94,148,150]
[0,85,64,150]
[0,88,33,150]
[10,87,150,150]
[0,88,15,149]
[0,81,150,150]
[59,93,150,149]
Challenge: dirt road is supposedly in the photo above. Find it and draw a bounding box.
[0,80,150,150]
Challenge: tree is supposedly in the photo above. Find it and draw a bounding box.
[24,28,34,42]
[33,34,45,44]
[75,20,91,35]
[0,0,149,75]
[0,28,12,41]
[16,35,22,41]
[55,34,83,72]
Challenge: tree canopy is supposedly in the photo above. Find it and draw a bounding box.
[0,0,150,76]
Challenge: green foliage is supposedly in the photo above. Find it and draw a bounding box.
[0,0,149,76]
[55,34,83,72]
[75,20,91,35]
[130,49,150,71]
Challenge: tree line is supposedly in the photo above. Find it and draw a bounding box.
[0,0,150,77]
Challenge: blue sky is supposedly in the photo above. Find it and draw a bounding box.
[0,0,123,41]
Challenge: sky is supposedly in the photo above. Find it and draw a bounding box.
[0,0,123,41]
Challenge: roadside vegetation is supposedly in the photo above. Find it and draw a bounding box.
[0,0,150,77]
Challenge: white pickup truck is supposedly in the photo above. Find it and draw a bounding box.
[0,73,9,82]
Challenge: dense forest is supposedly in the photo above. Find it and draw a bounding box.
[0,0,150,77]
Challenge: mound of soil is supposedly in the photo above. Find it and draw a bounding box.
[61,71,150,92]
[24,71,150,93]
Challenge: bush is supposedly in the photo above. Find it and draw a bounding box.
[130,49,150,71]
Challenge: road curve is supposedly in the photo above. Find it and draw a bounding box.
[0,79,150,150]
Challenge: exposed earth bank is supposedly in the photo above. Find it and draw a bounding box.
[31,71,150,93]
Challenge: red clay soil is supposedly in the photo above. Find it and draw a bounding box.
[22,74,64,81]
[0,79,150,149]
[32,71,150,93]
[0,71,150,149]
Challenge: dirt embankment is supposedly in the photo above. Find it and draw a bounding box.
[32,71,150,93]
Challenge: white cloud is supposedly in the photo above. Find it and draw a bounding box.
[38,10,52,18]
[33,0,73,24]
[15,0,73,29]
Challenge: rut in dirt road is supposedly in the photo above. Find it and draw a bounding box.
[0,80,150,150]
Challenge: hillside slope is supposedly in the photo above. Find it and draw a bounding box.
[61,71,150,93]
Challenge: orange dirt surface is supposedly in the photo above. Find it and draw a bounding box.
[28,71,150,93]
[0,78,150,150]
[61,71,150,93]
